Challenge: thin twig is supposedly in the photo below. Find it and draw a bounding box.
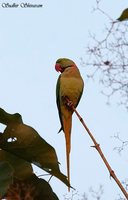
[64,97,128,199]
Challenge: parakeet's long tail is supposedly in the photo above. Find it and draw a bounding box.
[63,116,72,191]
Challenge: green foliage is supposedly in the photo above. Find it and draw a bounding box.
[3,175,59,200]
[117,8,128,21]
[0,108,71,198]
[0,161,13,198]
[0,108,23,125]
[0,150,33,180]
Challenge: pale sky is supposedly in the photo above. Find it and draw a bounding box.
[0,0,128,199]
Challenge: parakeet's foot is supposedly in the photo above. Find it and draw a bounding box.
[67,100,73,108]
[62,96,74,110]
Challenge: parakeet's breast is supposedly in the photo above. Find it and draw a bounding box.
[60,68,84,107]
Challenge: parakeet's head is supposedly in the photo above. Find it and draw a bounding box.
[55,58,76,73]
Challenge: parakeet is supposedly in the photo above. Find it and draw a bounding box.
[55,58,84,190]
[117,8,128,21]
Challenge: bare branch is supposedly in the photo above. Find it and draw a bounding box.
[112,134,128,153]
[63,96,128,199]
[84,1,128,109]
[89,185,104,200]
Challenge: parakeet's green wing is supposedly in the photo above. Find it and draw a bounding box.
[56,75,63,132]
[75,85,84,108]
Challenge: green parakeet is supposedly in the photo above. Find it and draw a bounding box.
[55,58,84,190]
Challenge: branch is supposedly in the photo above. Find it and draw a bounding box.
[112,134,128,154]
[63,97,128,199]
[85,0,128,109]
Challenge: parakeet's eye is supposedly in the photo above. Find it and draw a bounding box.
[55,63,64,73]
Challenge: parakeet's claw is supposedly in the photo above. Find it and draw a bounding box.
[67,100,73,108]
[62,96,74,110]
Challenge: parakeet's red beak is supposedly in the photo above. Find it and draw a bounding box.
[55,63,64,73]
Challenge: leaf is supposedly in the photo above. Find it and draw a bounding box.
[0,161,13,198]
[4,174,59,200]
[0,122,70,188]
[0,149,33,180]
[25,174,59,200]
[117,8,128,21]
[0,108,23,125]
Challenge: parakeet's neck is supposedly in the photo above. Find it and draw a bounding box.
[62,66,81,78]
